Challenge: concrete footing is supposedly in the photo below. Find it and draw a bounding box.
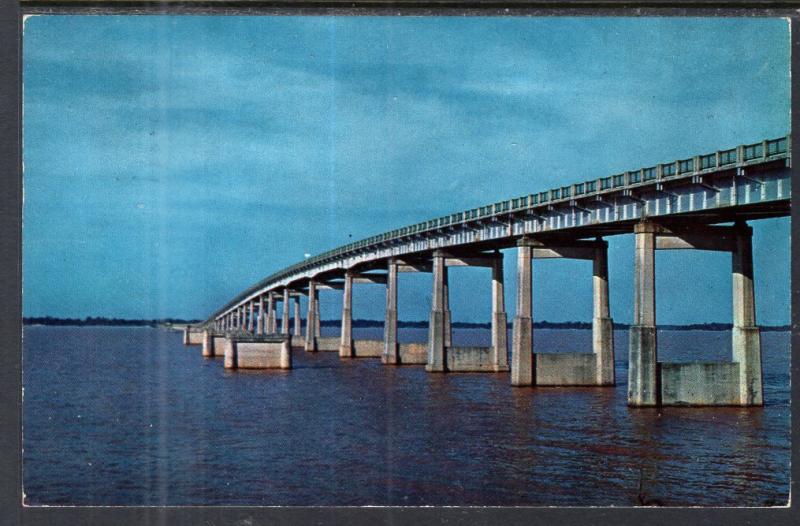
[398,343,428,364]
[224,335,292,370]
[535,353,598,386]
[660,362,741,405]
[315,336,339,352]
[447,346,497,372]
[184,327,204,346]
[212,336,226,357]
[350,339,383,358]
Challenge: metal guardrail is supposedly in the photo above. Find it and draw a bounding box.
[209,135,790,321]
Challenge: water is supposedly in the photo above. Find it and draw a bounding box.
[22,326,790,506]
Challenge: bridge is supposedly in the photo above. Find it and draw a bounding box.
[186,135,791,407]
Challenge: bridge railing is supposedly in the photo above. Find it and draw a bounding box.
[210,135,789,320]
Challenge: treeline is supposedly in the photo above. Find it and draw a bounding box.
[23,317,789,331]
[23,316,201,327]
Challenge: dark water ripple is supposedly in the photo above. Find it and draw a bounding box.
[22,326,789,506]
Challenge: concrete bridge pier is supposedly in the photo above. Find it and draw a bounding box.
[293,296,302,337]
[593,240,615,385]
[202,328,214,357]
[256,295,265,336]
[628,222,658,406]
[383,259,399,364]
[246,300,253,333]
[732,223,763,405]
[382,258,433,365]
[339,271,387,358]
[282,288,290,335]
[314,290,321,340]
[223,334,292,370]
[443,264,452,349]
[428,251,508,373]
[511,238,534,386]
[305,280,319,352]
[427,251,450,372]
[491,254,510,372]
[308,281,342,352]
[511,237,616,387]
[628,221,763,407]
[267,292,276,335]
[340,271,354,357]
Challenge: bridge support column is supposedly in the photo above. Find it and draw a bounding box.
[443,265,451,349]
[282,288,290,335]
[314,289,321,340]
[381,259,400,364]
[511,238,534,386]
[491,254,509,372]
[267,293,275,334]
[202,328,214,357]
[293,296,302,337]
[224,337,237,369]
[383,259,399,364]
[256,295,265,336]
[247,300,254,333]
[732,222,763,405]
[628,222,658,406]
[305,281,318,352]
[340,272,354,357]
[427,251,449,372]
[593,240,615,385]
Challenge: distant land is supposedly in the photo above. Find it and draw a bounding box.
[22,316,790,331]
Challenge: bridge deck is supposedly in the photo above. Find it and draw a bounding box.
[211,136,790,320]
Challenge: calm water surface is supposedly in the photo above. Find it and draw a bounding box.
[22,326,790,506]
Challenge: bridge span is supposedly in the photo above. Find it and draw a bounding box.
[188,135,791,407]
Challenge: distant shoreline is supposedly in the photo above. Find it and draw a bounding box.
[22,317,790,332]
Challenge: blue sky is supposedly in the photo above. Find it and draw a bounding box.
[22,16,790,324]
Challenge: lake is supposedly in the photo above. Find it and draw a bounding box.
[22,326,790,506]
